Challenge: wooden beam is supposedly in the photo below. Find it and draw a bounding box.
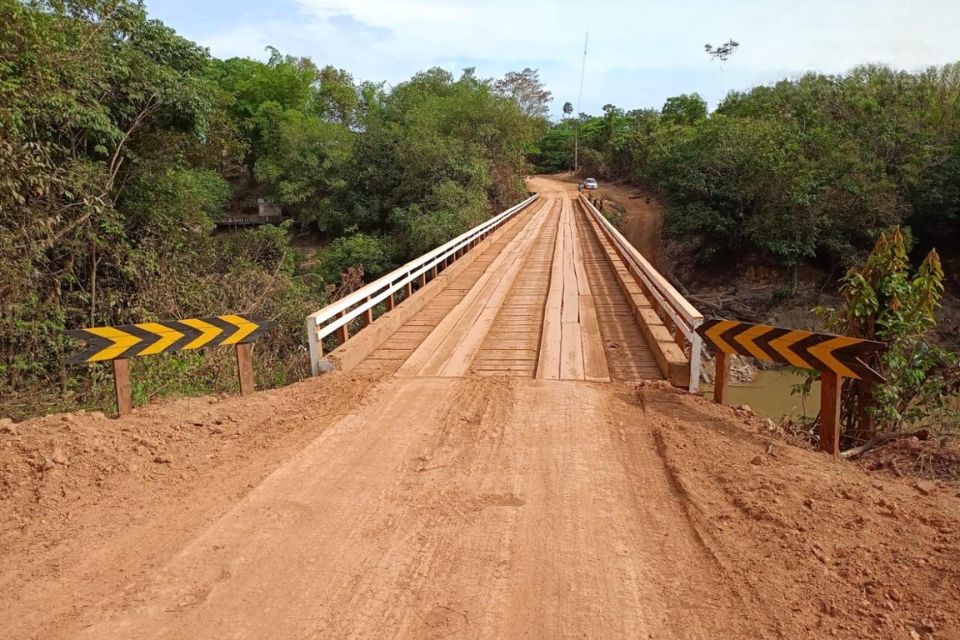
[235,343,255,396]
[112,358,132,417]
[386,292,395,311]
[819,371,842,456]
[713,350,730,405]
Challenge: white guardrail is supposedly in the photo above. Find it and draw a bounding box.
[579,194,705,392]
[306,194,540,375]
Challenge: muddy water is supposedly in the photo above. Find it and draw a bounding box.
[702,369,821,421]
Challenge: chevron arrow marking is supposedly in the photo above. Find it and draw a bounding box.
[696,317,886,381]
[733,324,775,362]
[218,314,259,345]
[135,322,185,356]
[703,319,740,354]
[178,318,223,351]
[768,330,813,369]
[68,315,274,364]
[808,336,860,379]
[83,326,142,362]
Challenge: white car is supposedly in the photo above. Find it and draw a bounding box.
[584,178,599,189]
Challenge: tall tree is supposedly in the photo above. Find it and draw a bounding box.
[495,68,552,120]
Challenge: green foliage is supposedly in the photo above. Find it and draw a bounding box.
[318,234,395,283]
[814,228,956,439]
[661,93,707,126]
[535,64,960,271]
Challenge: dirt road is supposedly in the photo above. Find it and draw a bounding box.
[69,378,761,639]
[3,373,959,638]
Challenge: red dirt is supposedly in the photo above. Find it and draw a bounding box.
[2,373,958,638]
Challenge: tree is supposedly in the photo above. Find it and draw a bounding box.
[811,228,954,445]
[563,101,574,118]
[661,93,708,125]
[495,68,552,120]
[705,40,740,61]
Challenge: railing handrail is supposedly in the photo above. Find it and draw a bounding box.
[308,194,538,327]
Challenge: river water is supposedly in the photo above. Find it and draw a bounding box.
[701,369,821,421]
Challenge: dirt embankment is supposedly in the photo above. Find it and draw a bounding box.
[0,369,384,637]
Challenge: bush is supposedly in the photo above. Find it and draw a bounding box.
[318,233,395,283]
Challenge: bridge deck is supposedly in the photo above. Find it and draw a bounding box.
[355,195,664,381]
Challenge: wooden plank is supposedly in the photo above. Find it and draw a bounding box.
[439,204,552,376]
[560,322,585,380]
[112,358,132,417]
[570,203,591,295]
[713,350,730,404]
[536,202,565,379]
[579,295,610,382]
[561,202,579,324]
[400,200,549,376]
[819,371,842,456]
[235,343,255,396]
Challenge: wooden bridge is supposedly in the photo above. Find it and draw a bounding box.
[306,181,704,387]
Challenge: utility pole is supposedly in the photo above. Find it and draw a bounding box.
[574,30,588,173]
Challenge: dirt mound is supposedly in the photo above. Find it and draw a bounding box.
[638,380,960,639]
[857,434,960,484]
[0,369,382,635]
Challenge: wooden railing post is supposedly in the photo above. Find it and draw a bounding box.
[819,371,842,456]
[386,291,395,311]
[112,358,132,417]
[713,351,729,405]
[363,297,374,325]
[235,343,255,396]
[335,312,349,344]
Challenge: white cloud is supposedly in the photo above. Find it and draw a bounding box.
[188,0,960,112]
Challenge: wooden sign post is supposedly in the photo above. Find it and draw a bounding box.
[698,319,884,457]
[68,314,274,417]
[713,351,730,406]
[112,359,133,417]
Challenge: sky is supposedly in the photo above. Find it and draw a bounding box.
[147,0,960,117]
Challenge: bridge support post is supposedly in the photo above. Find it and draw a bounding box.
[713,351,729,405]
[819,372,842,457]
[336,312,349,344]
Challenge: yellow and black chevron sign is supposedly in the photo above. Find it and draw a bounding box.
[67,315,274,364]
[697,318,886,382]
